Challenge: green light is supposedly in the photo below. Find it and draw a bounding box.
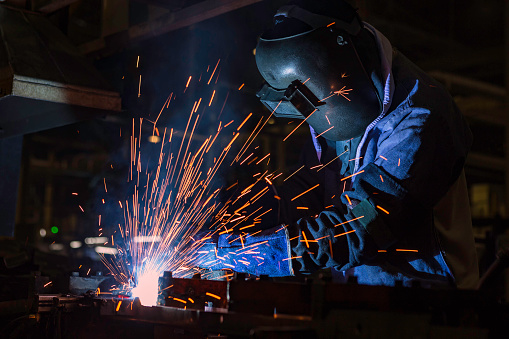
[51,226,59,234]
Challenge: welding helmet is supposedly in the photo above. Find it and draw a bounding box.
[255,5,381,141]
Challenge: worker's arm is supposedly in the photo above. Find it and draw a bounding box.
[291,106,471,274]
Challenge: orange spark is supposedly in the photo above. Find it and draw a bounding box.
[185,76,192,88]
[334,86,352,101]
[341,170,365,181]
[239,224,255,230]
[224,120,234,128]
[256,153,270,165]
[237,113,252,131]
[378,250,387,253]
[116,300,122,311]
[207,59,220,85]
[345,194,352,205]
[283,109,317,141]
[376,205,390,214]
[43,281,52,288]
[296,207,309,210]
[334,230,356,238]
[291,184,320,201]
[333,216,364,227]
[174,297,187,304]
[380,156,388,161]
[72,192,78,196]
[396,249,419,252]
[327,22,335,27]
[282,256,302,261]
[317,154,342,172]
[315,126,334,138]
[238,83,245,90]
[302,77,311,84]
[138,75,142,97]
[208,90,216,106]
[284,165,305,182]
[206,292,221,300]
[104,178,107,193]
[380,175,384,182]
[79,205,84,212]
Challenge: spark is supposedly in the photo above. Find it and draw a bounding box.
[72,192,78,196]
[380,156,388,161]
[396,249,419,252]
[104,178,107,192]
[302,78,311,84]
[282,256,302,261]
[345,194,352,205]
[334,230,356,238]
[340,170,365,181]
[237,113,252,131]
[376,205,390,214]
[116,300,122,311]
[291,184,320,201]
[283,109,317,141]
[317,154,342,171]
[206,292,221,300]
[208,90,216,106]
[327,22,335,27]
[380,175,384,182]
[138,75,142,97]
[238,83,245,90]
[79,205,84,212]
[333,216,364,227]
[301,231,309,248]
[334,86,352,101]
[207,59,220,85]
[43,281,52,288]
[98,64,286,302]
[296,207,309,210]
[315,126,334,138]
[378,250,387,253]
[256,153,270,165]
[136,55,140,68]
[284,165,305,182]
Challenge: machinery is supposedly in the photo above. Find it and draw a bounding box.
[1,267,508,339]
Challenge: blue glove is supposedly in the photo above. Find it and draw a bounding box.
[191,225,293,277]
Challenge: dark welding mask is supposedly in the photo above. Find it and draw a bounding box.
[256,5,381,141]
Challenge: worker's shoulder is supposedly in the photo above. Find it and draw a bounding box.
[391,51,456,115]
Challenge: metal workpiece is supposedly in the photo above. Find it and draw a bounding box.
[69,273,109,296]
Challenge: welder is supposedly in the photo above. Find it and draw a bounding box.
[197,0,479,289]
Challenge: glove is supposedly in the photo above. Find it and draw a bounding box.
[190,225,293,277]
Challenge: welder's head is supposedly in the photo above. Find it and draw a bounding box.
[255,0,382,141]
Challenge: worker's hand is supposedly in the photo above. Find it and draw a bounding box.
[189,225,293,277]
